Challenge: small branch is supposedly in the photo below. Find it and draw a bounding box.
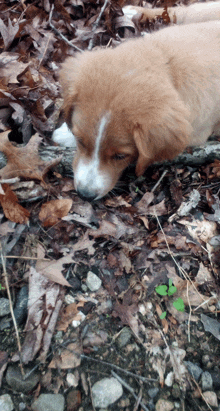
[81,354,157,383]
[48,4,83,53]
[0,245,24,375]
[111,371,150,411]
[88,0,109,50]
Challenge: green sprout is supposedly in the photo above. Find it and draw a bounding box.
[155,279,185,319]
[0,284,5,291]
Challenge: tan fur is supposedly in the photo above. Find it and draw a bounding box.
[60,15,220,199]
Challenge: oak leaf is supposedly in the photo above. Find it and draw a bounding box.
[0,183,29,224]
[0,131,62,180]
[39,199,73,227]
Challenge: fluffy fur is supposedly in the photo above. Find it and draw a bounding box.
[60,2,220,201]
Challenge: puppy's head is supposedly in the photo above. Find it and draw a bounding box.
[60,48,192,201]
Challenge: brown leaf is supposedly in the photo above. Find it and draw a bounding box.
[0,19,19,49]
[49,342,82,369]
[0,131,62,180]
[0,183,29,224]
[39,199,73,227]
[36,244,72,287]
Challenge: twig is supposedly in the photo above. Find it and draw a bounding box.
[48,4,82,53]
[88,0,109,50]
[153,208,207,303]
[186,281,192,342]
[81,354,157,383]
[5,255,51,261]
[111,371,150,411]
[0,245,24,375]
[191,377,214,411]
[88,374,96,411]
[152,169,168,193]
[133,386,143,411]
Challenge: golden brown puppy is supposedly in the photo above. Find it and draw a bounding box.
[60,16,220,201]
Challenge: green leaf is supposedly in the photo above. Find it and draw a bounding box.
[155,285,168,296]
[160,311,167,319]
[168,279,173,287]
[173,298,185,312]
[168,285,177,296]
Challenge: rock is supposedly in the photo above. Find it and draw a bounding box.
[32,394,65,411]
[201,371,213,391]
[86,271,102,292]
[116,327,132,348]
[148,388,159,399]
[184,361,202,381]
[210,371,220,389]
[165,372,174,387]
[0,394,14,411]
[91,377,123,408]
[155,398,174,411]
[6,365,39,393]
[0,298,10,316]
[202,391,218,407]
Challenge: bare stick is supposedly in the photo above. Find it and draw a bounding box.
[48,4,83,53]
[0,245,24,375]
[88,0,109,50]
[111,371,150,411]
[81,354,157,383]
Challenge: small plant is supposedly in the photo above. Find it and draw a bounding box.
[0,284,5,291]
[155,279,185,319]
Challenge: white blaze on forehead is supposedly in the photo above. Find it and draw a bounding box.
[74,113,112,199]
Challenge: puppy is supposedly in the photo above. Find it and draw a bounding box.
[59,7,220,201]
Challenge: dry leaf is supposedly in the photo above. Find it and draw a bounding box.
[49,342,82,369]
[36,244,72,287]
[0,183,29,224]
[39,199,73,227]
[0,131,62,180]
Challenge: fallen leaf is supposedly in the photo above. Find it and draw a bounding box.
[0,131,62,180]
[39,199,73,227]
[49,342,82,369]
[0,183,29,224]
[201,314,220,341]
[36,244,72,287]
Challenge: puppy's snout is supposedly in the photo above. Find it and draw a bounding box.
[76,187,98,202]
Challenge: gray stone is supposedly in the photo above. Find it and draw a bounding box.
[86,271,102,292]
[201,371,213,391]
[116,327,132,348]
[202,391,218,407]
[32,394,65,411]
[0,394,14,411]
[0,298,10,316]
[184,361,202,381]
[148,387,159,399]
[92,377,123,408]
[6,365,39,393]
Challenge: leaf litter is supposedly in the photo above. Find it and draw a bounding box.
[0,0,220,410]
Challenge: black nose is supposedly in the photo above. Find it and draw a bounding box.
[77,189,97,202]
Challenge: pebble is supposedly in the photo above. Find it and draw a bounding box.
[32,394,65,411]
[116,327,132,348]
[0,298,10,316]
[91,377,123,408]
[202,391,218,407]
[6,365,40,393]
[165,372,174,387]
[0,394,14,411]
[184,361,202,381]
[148,387,159,399]
[201,371,213,391]
[155,398,174,411]
[86,271,102,292]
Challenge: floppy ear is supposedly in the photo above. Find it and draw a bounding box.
[59,57,78,128]
[133,105,192,176]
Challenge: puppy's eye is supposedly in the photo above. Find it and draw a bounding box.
[113,153,127,161]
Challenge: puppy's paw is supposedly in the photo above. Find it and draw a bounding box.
[123,5,161,23]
